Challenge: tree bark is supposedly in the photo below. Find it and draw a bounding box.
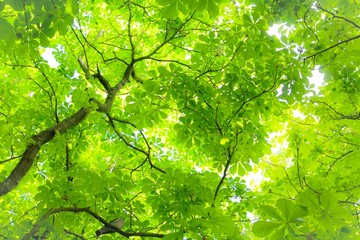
[0,107,91,196]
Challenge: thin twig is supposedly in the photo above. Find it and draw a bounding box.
[303,5,319,42]
[303,34,360,61]
[64,229,86,240]
[303,176,321,194]
[227,66,278,124]
[325,150,353,177]
[295,136,303,189]
[107,115,165,174]
[316,5,360,29]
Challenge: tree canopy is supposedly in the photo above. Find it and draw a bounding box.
[1,0,360,239]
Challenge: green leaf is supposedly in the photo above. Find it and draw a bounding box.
[163,232,183,239]
[237,164,245,176]
[288,205,307,222]
[43,28,56,38]
[39,32,50,46]
[57,20,69,36]
[207,0,219,17]
[252,221,281,237]
[143,80,159,93]
[41,19,52,29]
[297,189,320,210]
[320,191,337,212]
[6,0,22,10]
[196,0,207,11]
[162,1,178,19]
[341,227,351,234]
[0,19,14,41]
[276,198,294,221]
[260,205,282,220]
[269,225,286,240]
[66,0,79,15]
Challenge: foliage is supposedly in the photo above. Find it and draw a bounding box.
[0,0,359,239]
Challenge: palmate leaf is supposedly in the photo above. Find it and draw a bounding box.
[252,221,282,237]
[320,191,337,212]
[269,225,286,240]
[276,198,307,222]
[254,198,308,238]
[189,206,239,237]
[288,205,307,222]
[207,0,219,17]
[297,189,320,210]
[0,19,15,41]
[320,191,353,221]
[259,205,282,220]
[162,1,178,19]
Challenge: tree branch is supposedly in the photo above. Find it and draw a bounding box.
[127,0,136,59]
[22,207,165,239]
[227,66,278,124]
[325,150,353,177]
[267,161,300,193]
[107,115,165,174]
[0,107,92,196]
[64,229,86,240]
[313,100,360,120]
[135,12,195,62]
[147,57,192,69]
[35,64,59,123]
[0,2,177,195]
[302,34,360,61]
[0,150,21,164]
[303,176,321,195]
[316,5,360,29]
[303,5,319,42]
[194,37,247,82]
[93,64,112,92]
[213,150,232,204]
[295,136,303,189]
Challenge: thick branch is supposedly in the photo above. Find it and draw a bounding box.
[93,64,112,92]
[0,107,91,196]
[131,70,143,83]
[90,63,135,114]
[1,61,134,196]
[23,207,165,239]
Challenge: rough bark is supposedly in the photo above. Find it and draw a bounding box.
[0,107,92,196]
[0,62,134,196]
